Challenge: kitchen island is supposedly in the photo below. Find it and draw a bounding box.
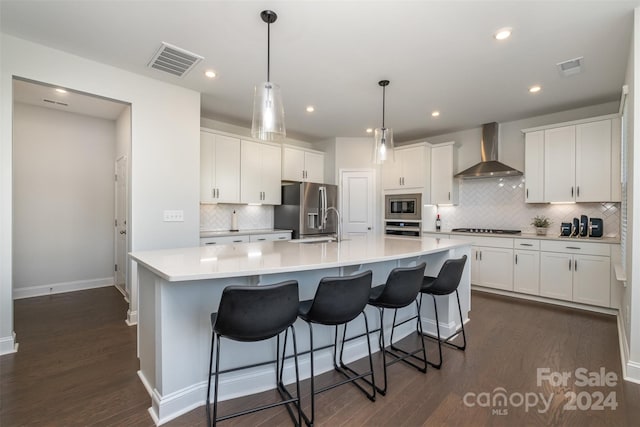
[130,235,471,425]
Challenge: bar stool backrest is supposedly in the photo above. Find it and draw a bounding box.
[378,262,427,307]
[430,256,468,295]
[305,270,373,325]
[214,280,299,342]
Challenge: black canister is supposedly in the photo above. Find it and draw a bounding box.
[560,222,572,236]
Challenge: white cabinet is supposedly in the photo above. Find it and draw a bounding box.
[430,142,458,205]
[513,239,540,295]
[241,140,282,205]
[456,236,514,291]
[382,144,429,191]
[282,146,324,183]
[541,119,614,203]
[200,131,240,204]
[539,240,611,307]
[544,125,576,202]
[524,130,544,203]
[249,232,291,242]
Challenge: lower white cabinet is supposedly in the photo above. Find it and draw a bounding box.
[514,249,540,295]
[539,240,611,307]
[473,246,514,291]
[201,235,250,246]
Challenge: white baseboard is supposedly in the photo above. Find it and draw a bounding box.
[0,332,18,355]
[13,277,114,299]
[126,309,138,326]
[617,315,640,384]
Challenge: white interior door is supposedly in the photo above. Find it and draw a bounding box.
[115,156,128,298]
[340,170,374,236]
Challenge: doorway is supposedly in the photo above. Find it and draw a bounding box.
[12,77,131,308]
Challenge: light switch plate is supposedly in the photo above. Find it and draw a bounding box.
[163,210,184,222]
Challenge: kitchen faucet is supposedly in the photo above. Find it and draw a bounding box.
[324,206,343,242]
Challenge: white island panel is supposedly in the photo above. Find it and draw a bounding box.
[131,235,471,425]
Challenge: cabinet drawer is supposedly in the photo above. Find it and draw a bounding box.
[540,240,610,256]
[452,235,514,249]
[514,239,540,250]
[249,232,291,242]
[200,235,250,246]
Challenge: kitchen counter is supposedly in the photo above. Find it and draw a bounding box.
[131,235,471,424]
[199,228,292,238]
[426,230,620,244]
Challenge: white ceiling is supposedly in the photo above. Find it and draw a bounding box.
[2,1,638,142]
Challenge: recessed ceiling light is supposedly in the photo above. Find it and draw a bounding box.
[529,85,542,93]
[205,70,216,78]
[306,106,315,113]
[366,128,373,133]
[55,88,67,94]
[494,27,512,40]
[431,111,440,117]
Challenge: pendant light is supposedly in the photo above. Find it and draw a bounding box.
[373,80,394,164]
[251,10,286,141]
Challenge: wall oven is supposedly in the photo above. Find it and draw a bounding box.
[385,193,422,221]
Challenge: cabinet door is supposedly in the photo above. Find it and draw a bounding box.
[544,126,576,202]
[470,248,481,285]
[477,247,514,291]
[540,252,573,301]
[431,144,454,204]
[282,146,305,181]
[240,140,263,204]
[401,146,427,189]
[214,135,240,203]
[524,131,544,203]
[573,254,610,306]
[382,155,403,190]
[514,250,540,295]
[304,151,325,183]
[261,143,282,205]
[200,132,216,203]
[576,120,611,202]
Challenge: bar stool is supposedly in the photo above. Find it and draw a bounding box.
[367,262,427,395]
[291,270,375,426]
[419,255,468,369]
[205,280,302,427]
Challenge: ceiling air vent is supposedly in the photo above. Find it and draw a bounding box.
[147,42,204,78]
[557,56,583,77]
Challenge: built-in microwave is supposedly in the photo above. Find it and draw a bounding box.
[385,193,422,221]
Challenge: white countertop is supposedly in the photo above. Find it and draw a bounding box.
[130,235,470,282]
[200,228,292,238]
[425,230,620,244]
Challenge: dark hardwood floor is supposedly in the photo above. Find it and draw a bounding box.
[2,286,639,426]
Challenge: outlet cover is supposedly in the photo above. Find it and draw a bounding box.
[163,210,184,222]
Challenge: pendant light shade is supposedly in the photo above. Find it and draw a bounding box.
[251,10,286,142]
[373,80,394,164]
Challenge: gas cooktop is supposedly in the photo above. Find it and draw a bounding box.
[451,228,522,235]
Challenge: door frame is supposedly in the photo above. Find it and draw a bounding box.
[114,155,128,301]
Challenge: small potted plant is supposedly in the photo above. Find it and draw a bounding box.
[531,215,552,236]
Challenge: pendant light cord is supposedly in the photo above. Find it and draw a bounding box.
[381,84,386,128]
[267,20,271,82]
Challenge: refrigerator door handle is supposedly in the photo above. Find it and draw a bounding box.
[319,186,327,230]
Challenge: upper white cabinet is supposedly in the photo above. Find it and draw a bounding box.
[382,143,430,191]
[200,131,241,204]
[524,116,620,203]
[524,131,544,203]
[430,142,458,205]
[282,146,324,183]
[241,140,282,205]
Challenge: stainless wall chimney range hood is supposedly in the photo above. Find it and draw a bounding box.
[454,122,523,179]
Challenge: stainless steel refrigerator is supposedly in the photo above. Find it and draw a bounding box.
[274,182,338,239]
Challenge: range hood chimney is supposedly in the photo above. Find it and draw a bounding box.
[454,122,523,179]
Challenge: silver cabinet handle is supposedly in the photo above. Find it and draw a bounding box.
[448,191,451,200]
[566,246,581,250]
[212,188,216,198]
[515,254,518,264]
[574,260,577,271]
[479,251,482,261]
[520,243,533,247]
[205,242,216,245]
[526,188,529,199]
[233,240,243,243]
[119,230,126,235]
[577,186,580,198]
[569,259,572,270]
[571,187,574,197]
[257,238,266,241]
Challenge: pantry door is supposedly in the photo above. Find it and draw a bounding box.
[340,169,375,237]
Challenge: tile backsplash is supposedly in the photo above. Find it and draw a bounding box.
[432,176,620,237]
[200,204,274,231]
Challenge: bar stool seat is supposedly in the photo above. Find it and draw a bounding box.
[367,262,427,395]
[206,280,302,427]
[419,255,468,369]
[289,270,375,426]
